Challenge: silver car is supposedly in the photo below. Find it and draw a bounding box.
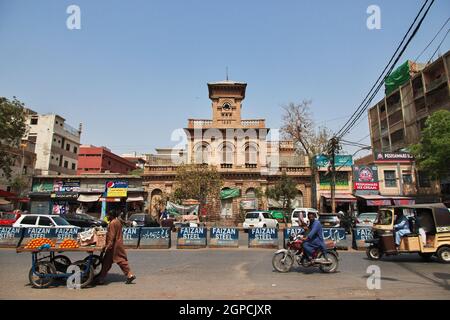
[355,212,378,228]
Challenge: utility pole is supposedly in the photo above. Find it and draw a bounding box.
[327,137,340,213]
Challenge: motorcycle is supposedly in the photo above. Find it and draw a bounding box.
[272,233,339,273]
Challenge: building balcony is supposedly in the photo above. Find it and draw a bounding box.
[245,163,257,169]
[221,163,233,169]
[426,76,447,93]
[187,119,266,129]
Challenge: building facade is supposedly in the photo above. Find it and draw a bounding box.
[24,112,82,176]
[143,80,312,222]
[368,51,450,152]
[77,145,136,175]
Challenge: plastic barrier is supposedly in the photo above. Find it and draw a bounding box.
[353,227,373,250]
[139,227,171,249]
[122,227,141,248]
[0,227,23,247]
[283,227,348,250]
[209,228,239,248]
[248,228,278,249]
[177,227,207,249]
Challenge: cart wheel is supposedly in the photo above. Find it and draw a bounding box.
[71,260,94,288]
[29,261,56,289]
[83,255,102,276]
[52,255,71,273]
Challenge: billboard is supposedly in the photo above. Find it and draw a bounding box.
[353,165,379,195]
[315,155,353,168]
[106,180,128,197]
[374,152,414,163]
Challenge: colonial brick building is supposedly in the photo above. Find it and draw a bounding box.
[143,80,312,222]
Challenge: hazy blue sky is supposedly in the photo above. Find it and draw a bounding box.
[1,0,449,157]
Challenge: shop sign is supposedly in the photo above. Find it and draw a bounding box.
[209,228,239,248]
[248,228,278,249]
[32,181,53,192]
[53,180,81,192]
[315,155,353,168]
[50,192,79,200]
[374,152,414,163]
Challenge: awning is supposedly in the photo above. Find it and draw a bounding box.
[220,188,241,199]
[78,194,101,202]
[321,193,357,203]
[357,194,392,206]
[126,196,144,202]
[390,196,415,206]
[0,190,16,198]
[0,198,11,205]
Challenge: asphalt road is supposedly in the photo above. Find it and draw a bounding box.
[0,248,449,300]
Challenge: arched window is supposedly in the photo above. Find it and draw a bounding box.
[221,144,233,164]
[245,188,256,198]
[245,145,258,164]
[195,144,209,164]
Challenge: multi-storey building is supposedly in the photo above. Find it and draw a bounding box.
[77,145,136,175]
[368,51,450,152]
[143,80,311,222]
[24,111,82,176]
[364,51,450,205]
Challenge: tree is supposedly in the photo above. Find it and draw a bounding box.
[265,172,298,216]
[172,164,223,216]
[281,100,331,208]
[0,97,27,179]
[409,110,450,179]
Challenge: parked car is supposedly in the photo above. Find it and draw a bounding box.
[355,212,378,228]
[291,208,319,227]
[60,213,107,228]
[243,211,279,232]
[318,213,341,228]
[13,214,75,229]
[0,211,21,226]
[128,213,159,227]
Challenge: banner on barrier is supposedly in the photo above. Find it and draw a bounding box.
[248,228,278,249]
[122,227,140,248]
[283,227,347,248]
[283,227,305,248]
[0,227,23,247]
[177,227,207,248]
[209,228,239,248]
[139,227,171,249]
[353,227,373,249]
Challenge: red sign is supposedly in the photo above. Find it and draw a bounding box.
[353,182,379,190]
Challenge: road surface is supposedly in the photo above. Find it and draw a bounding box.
[0,248,449,299]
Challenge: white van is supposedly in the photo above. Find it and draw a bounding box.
[291,208,319,227]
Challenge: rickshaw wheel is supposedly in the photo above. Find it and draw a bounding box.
[29,261,57,289]
[366,247,382,260]
[436,246,450,264]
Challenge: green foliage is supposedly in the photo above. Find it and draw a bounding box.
[130,168,144,176]
[172,164,223,206]
[265,172,298,213]
[10,175,28,195]
[0,97,27,179]
[409,110,450,179]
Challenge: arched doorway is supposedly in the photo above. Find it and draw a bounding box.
[292,190,304,208]
[150,189,163,217]
[220,187,233,218]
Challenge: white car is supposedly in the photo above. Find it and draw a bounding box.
[291,208,319,227]
[243,211,279,231]
[13,214,76,229]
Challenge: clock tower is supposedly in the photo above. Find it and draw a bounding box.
[207,80,247,128]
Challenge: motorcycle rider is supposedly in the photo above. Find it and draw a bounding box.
[302,212,327,264]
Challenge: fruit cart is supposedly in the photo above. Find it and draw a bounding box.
[16,244,105,289]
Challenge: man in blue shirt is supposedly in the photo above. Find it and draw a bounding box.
[303,212,327,262]
[394,211,411,247]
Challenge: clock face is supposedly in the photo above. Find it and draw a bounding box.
[222,103,231,111]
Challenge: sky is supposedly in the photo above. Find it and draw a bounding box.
[1,0,449,157]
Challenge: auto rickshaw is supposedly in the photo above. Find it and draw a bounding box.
[366,203,450,263]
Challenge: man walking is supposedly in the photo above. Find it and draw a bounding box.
[97,210,136,285]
